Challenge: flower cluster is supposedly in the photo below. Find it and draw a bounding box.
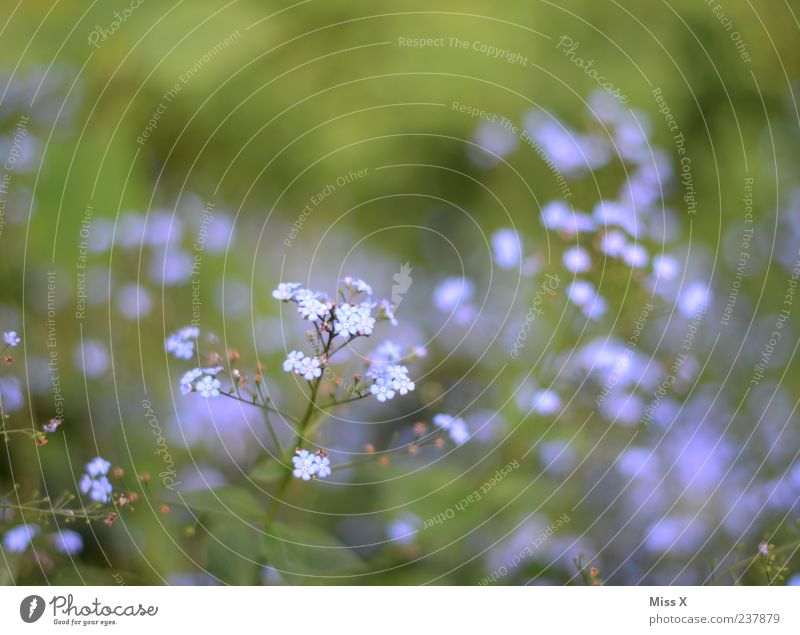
[283,351,322,381]
[433,414,469,445]
[274,278,417,402]
[165,326,199,360]
[179,365,224,397]
[291,449,332,481]
[334,302,375,337]
[79,457,113,504]
[369,364,415,402]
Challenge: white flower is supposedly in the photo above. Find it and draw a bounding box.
[196,375,222,398]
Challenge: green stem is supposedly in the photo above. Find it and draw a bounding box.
[708,537,800,585]
[264,330,334,527]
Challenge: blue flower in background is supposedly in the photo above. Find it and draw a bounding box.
[79,457,113,504]
[434,413,469,445]
[3,331,20,347]
[50,529,83,555]
[86,457,111,477]
[492,228,522,269]
[2,523,40,553]
[165,326,199,360]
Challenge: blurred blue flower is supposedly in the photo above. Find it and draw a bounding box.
[50,529,83,555]
[492,228,522,269]
[3,331,20,347]
[2,523,40,553]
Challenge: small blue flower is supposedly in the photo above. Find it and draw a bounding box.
[377,299,398,326]
[375,341,402,362]
[195,375,222,398]
[333,303,359,336]
[282,351,304,373]
[622,243,648,268]
[449,419,469,445]
[165,326,199,360]
[86,457,111,477]
[341,277,373,297]
[433,413,469,445]
[563,246,591,273]
[387,513,421,546]
[292,449,317,481]
[272,282,303,301]
[297,292,330,323]
[42,418,62,433]
[2,523,40,553]
[387,365,415,395]
[314,454,332,479]
[180,368,204,394]
[531,389,561,416]
[652,254,680,281]
[3,331,20,347]
[492,228,522,269]
[80,474,112,504]
[298,356,322,381]
[50,529,83,555]
[370,377,396,402]
[433,414,454,429]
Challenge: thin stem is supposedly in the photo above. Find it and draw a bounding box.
[708,537,800,585]
[221,391,300,426]
[321,391,371,411]
[264,329,334,526]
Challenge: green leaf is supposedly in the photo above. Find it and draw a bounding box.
[206,520,262,585]
[177,486,263,522]
[249,460,287,485]
[263,522,364,585]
